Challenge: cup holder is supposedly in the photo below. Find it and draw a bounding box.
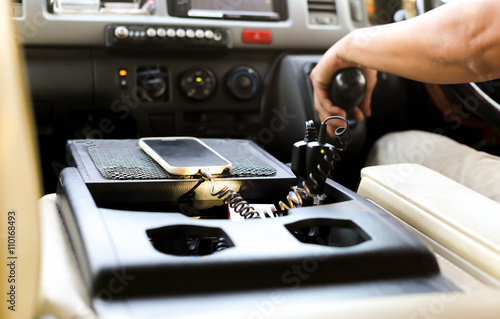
[285,218,370,248]
[147,225,234,257]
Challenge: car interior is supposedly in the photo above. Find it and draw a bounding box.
[3,0,500,318]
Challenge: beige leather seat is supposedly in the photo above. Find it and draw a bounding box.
[0,1,41,318]
[0,4,96,319]
[359,163,500,279]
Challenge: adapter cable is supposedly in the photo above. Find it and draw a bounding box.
[273,116,351,214]
[199,169,264,219]
[305,115,350,193]
[304,115,350,195]
[317,115,351,150]
[199,116,350,219]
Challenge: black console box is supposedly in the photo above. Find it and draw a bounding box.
[66,138,298,212]
[57,138,457,317]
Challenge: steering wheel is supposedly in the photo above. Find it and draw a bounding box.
[416,0,500,130]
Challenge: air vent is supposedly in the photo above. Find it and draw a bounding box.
[307,0,338,25]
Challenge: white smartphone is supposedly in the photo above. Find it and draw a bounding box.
[139,137,233,176]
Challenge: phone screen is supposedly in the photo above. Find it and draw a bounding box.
[142,138,230,168]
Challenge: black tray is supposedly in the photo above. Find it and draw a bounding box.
[66,138,297,211]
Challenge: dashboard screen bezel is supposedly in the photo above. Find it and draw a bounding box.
[168,0,288,21]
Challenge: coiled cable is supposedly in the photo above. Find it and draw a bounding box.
[200,116,350,218]
[302,146,339,196]
[274,116,350,213]
[272,186,307,214]
[200,169,262,219]
[318,116,351,150]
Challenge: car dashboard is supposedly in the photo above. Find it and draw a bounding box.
[15,0,365,47]
[13,0,379,193]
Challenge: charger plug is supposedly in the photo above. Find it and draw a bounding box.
[305,141,336,195]
[291,120,317,179]
[305,141,334,176]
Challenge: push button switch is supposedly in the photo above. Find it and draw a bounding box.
[242,30,272,44]
[114,26,129,39]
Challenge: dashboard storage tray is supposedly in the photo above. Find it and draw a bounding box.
[66,138,298,212]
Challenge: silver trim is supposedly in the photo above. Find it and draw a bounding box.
[469,82,500,112]
[14,0,368,49]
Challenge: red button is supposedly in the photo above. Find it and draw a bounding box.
[242,30,272,44]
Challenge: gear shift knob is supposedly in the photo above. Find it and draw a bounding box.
[329,67,367,118]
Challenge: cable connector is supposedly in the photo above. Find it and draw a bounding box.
[303,116,350,195]
[304,120,318,142]
[318,116,351,151]
[198,168,213,180]
[291,120,317,179]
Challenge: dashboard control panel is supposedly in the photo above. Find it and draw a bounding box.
[136,66,169,102]
[105,25,231,49]
[179,67,217,100]
[226,67,261,100]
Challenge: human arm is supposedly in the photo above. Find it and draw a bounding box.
[311,0,500,136]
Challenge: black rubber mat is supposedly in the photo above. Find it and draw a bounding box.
[86,139,277,180]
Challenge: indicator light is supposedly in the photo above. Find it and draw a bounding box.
[119,69,127,77]
[195,77,203,83]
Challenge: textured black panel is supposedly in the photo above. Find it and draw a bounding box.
[86,139,277,180]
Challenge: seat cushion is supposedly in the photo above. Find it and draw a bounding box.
[358,163,500,281]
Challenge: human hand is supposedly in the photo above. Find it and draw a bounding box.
[310,46,377,138]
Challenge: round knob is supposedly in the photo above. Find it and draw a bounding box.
[213,32,222,41]
[195,29,205,39]
[166,28,176,38]
[136,68,169,102]
[186,29,195,39]
[157,28,167,38]
[114,26,129,39]
[146,28,157,38]
[329,67,367,118]
[226,67,260,100]
[176,29,186,38]
[179,67,217,100]
[204,30,214,39]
